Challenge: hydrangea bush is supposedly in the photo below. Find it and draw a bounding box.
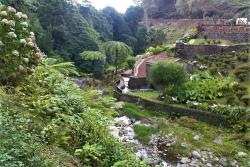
[0,6,42,84]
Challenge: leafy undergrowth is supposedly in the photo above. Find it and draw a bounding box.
[195,49,250,107]
[121,103,250,166]
[0,59,147,167]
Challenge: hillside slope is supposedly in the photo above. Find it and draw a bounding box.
[144,0,250,19]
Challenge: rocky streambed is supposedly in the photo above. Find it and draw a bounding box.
[110,116,248,167]
[110,116,170,166]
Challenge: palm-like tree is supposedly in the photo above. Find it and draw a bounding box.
[104,41,133,75]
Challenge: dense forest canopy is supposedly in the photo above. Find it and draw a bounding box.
[0,0,152,75]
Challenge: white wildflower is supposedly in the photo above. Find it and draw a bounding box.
[21,14,28,19]
[172,97,178,102]
[20,39,27,45]
[22,28,27,31]
[211,104,218,109]
[23,58,29,63]
[20,21,28,27]
[12,50,19,56]
[0,41,4,46]
[7,6,16,13]
[8,32,17,38]
[192,102,200,106]
[15,12,23,19]
[0,11,7,16]
[199,64,208,70]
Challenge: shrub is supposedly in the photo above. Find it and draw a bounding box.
[150,61,188,91]
[0,6,42,85]
[126,56,138,69]
[146,46,164,55]
[176,73,237,103]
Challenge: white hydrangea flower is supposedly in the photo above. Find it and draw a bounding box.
[23,58,29,63]
[192,102,200,106]
[30,69,35,73]
[12,50,19,56]
[21,21,28,27]
[1,18,9,24]
[0,11,8,16]
[15,12,23,19]
[27,41,34,47]
[20,39,27,45]
[30,32,35,36]
[35,52,42,59]
[8,20,15,26]
[8,32,17,38]
[18,65,24,71]
[27,38,33,42]
[7,6,16,13]
[22,14,28,19]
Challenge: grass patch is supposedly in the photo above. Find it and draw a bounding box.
[122,103,164,119]
[129,91,164,104]
[133,124,157,144]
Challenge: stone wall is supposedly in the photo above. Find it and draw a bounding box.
[114,90,228,126]
[176,42,250,60]
[128,77,148,90]
[198,25,250,42]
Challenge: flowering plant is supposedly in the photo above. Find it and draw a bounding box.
[0,6,42,84]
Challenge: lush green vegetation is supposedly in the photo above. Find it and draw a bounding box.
[150,61,187,90]
[121,103,250,166]
[0,6,148,167]
[0,0,167,79]
[1,1,249,166]
[131,59,249,127]
[79,51,106,78]
[0,6,42,85]
[0,57,150,166]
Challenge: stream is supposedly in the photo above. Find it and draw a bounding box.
[109,116,234,167]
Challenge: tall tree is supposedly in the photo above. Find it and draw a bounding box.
[124,6,144,33]
[37,0,100,61]
[104,41,133,71]
[102,7,132,42]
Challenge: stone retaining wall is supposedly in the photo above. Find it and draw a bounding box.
[198,25,250,42]
[114,90,228,126]
[128,77,148,90]
[176,43,250,60]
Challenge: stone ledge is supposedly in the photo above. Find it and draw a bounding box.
[114,90,229,126]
